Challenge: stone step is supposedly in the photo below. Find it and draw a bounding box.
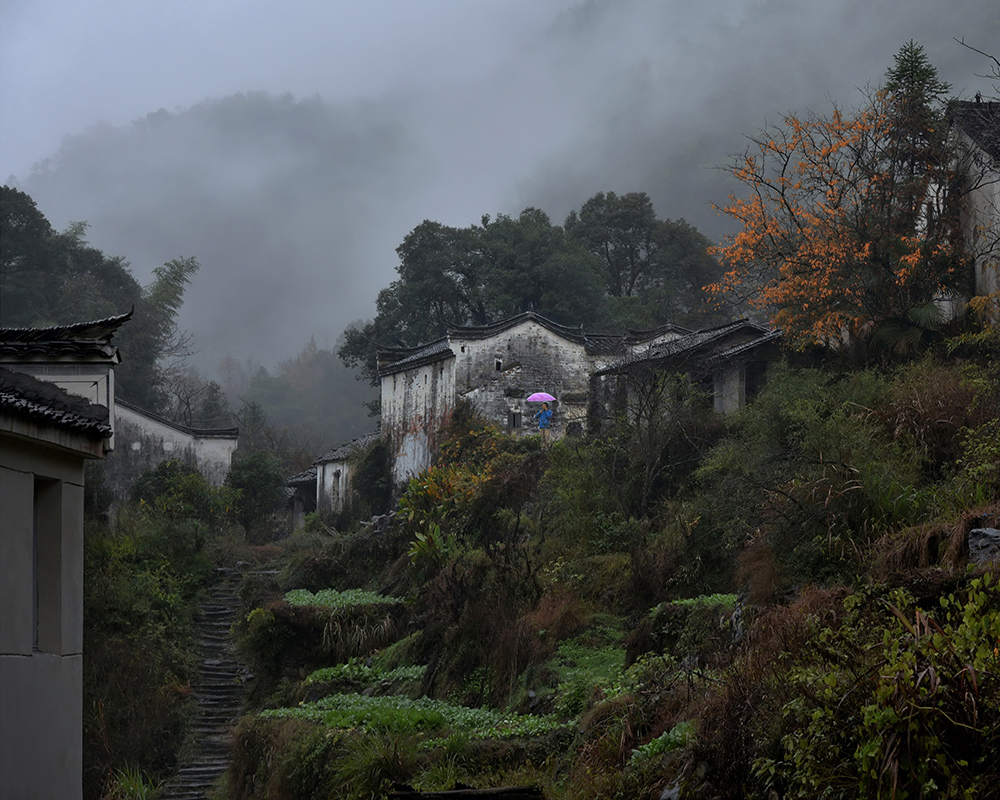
[156,572,261,800]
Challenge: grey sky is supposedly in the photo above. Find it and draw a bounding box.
[2,0,997,368]
[0,1,579,180]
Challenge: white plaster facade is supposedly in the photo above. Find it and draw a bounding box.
[951,100,1000,302]
[108,400,238,494]
[964,133,999,299]
[382,351,456,484]
[378,313,692,484]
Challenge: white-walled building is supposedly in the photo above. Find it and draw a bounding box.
[105,400,238,499]
[314,432,381,514]
[376,312,721,484]
[951,99,1000,302]
[0,316,125,800]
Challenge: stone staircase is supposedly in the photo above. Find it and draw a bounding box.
[157,569,250,800]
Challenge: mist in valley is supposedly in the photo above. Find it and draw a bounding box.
[3,0,997,444]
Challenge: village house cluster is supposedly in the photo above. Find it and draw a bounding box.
[295,99,1000,525]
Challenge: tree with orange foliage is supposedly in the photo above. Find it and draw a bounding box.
[709,42,973,356]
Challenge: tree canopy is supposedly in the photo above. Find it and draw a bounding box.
[708,42,972,356]
[0,185,199,409]
[340,193,724,384]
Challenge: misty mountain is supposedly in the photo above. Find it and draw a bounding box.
[17,92,426,369]
[8,0,997,378]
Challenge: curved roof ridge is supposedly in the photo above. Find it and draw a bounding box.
[0,310,133,342]
[447,311,586,343]
[115,398,239,438]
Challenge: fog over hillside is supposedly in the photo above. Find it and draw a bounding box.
[2,0,997,369]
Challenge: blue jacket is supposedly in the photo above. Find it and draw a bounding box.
[534,408,553,429]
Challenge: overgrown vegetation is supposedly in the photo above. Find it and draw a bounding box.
[229,316,1000,798]
[81,459,283,800]
[15,39,996,800]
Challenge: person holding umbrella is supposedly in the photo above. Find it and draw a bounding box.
[527,392,555,445]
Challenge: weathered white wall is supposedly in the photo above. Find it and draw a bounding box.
[104,404,237,500]
[381,355,456,484]
[452,319,594,436]
[713,365,744,415]
[317,459,352,513]
[966,167,1000,299]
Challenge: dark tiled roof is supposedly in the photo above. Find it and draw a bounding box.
[448,312,587,344]
[649,320,771,358]
[702,329,782,366]
[584,333,627,356]
[378,338,454,377]
[597,319,777,375]
[314,432,381,464]
[625,322,693,344]
[0,367,112,437]
[584,322,694,356]
[116,398,239,438]
[951,100,1000,160]
[287,466,317,487]
[0,311,132,361]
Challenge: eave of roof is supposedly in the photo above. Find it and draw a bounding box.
[0,367,112,438]
[702,329,782,366]
[115,398,239,439]
[287,466,318,486]
[0,310,133,362]
[596,319,777,375]
[378,338,454,377]
[314,431,381,464]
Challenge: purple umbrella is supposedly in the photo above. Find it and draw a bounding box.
[526,392,556,402]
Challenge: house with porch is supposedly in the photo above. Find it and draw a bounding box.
[589,319,782,435]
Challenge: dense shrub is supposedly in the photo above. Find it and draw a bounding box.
[230,717,344,800]
[226,451,287,541]
[82,512,212,798]
[695,363,930,594]
[694,578,1000,800]
[223,349,999,798]
[130,458,234,524]
[350,437,395,519]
